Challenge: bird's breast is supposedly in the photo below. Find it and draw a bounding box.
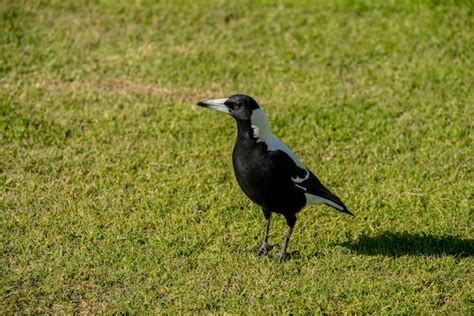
[232,142,271,196]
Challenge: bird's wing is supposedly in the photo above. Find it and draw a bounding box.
[268,149,353,216]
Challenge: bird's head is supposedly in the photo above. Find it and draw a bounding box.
[196,94,260,121]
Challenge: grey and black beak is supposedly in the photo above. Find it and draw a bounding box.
[196,98,230,114]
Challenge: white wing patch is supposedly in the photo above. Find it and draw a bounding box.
[291,169,309,183]
[294,183,307,191]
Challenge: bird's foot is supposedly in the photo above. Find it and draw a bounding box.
[255,243,270,256]
[275,251,287,261]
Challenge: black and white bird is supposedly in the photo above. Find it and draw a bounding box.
[196,94,353,260]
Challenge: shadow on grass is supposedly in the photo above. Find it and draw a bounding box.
[339,231,474,258]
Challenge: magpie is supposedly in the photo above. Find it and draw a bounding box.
[196,94,353,260]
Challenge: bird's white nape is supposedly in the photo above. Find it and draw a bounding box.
[249,109,272,141]
[250,109,307,171]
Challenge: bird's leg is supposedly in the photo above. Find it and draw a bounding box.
[256,208,272,256]
[276,215,296,261]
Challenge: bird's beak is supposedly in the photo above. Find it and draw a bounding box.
[196,98,230,114]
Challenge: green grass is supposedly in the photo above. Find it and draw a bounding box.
[1,0,473,313]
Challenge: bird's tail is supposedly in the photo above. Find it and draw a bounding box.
[305,171,354,216]
[310,186,354,216]
[329,199,354,216]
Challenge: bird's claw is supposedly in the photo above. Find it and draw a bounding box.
[256,243,269,256]
[275,251,286,261]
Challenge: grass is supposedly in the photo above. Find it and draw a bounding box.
[1,0,473,313]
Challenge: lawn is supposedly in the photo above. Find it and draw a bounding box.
[1,0,473,313]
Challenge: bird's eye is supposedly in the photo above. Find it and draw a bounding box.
[228,102,240,110]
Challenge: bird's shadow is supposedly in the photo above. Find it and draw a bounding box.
[337,231,473,258]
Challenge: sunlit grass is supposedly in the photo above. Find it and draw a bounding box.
[1,0,472,313]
